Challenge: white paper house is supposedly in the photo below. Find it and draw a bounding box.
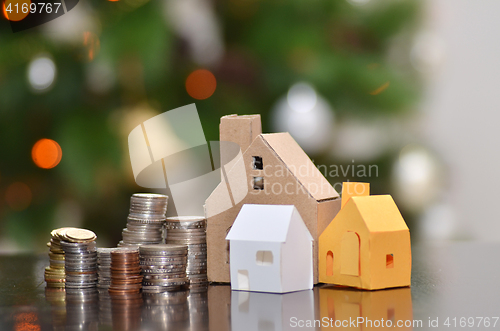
[226,204,314,293]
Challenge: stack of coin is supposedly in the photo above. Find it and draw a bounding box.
[45,227,73,288]
[97,248,113,289]
[139,244,188,293]
[109,248,143,294]
[60,228,98,290]
[118,193,168,247]
[165,217,207,287]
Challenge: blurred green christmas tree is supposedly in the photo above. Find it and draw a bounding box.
[0,0,423,251]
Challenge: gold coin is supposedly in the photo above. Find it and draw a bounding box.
[51,227,76,240]
[63,228,96,242]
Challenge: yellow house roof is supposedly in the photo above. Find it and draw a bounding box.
[350,195,408,232]
[261,132,339,201]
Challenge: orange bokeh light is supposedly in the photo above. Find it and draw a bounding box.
[83,31,100,61]
[5,182,32,211]
[3,0,31,22]
[14,312,40,331]
[185,69,217,100]
[32,138,62,169]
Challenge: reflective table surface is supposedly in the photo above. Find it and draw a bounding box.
[0,242,499,330]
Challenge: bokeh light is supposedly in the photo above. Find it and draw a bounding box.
[370,81,390,95]
[32,138,62,169]
[83,31,100,61]
[185,69,217,100]
[5,182,32,211]
[3,0,31,22]
[272,82,335,154]
[27,56,57,92]
[392,144,442,212]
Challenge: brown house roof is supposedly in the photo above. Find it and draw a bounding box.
[261,132,339,202]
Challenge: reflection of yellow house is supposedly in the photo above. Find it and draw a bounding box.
[319,182,411,290]
[319,286,414,330]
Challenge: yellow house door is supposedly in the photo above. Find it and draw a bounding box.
[340,232,360,276]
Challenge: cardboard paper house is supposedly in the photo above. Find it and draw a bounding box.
[226,204,313,293]
[231,290,314,331]
[205,115,341,283]
[319,182,411,290]
[319,286,413,330]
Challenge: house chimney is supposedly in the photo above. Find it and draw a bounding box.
[341,182,370,209]
[220,115,262,154]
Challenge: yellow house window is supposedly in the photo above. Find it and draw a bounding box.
[386,254,394,268]
[326,251,334,276]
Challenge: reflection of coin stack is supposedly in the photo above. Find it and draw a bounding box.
[188,290,209,331]
[139,244,189,293]
[45,227,72,288]
[45,288,67,328]
[118,193,168,247]
[165,217,208,288]
[60,228,98,290]
[142,291,189,330]
[109,248,143,294]
[111,293,143,331]
[65,289,99,331]
[98,289,113,328]
[97,248,113,289]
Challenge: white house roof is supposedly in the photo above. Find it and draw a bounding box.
[226,204,311,243]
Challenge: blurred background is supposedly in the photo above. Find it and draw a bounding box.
[0,0,495,252]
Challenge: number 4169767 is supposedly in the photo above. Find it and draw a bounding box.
[5,2,62,14]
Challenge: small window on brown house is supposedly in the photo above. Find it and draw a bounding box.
[386,254,394,268]
[252,156,263,170]
[253,177,264,190]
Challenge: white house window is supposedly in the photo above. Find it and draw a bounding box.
[253,177,264,190]
[252,156,263,170]
[256,250,273,266]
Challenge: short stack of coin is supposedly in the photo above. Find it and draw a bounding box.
[165,217,207,288]
[139,244,188,293]
[109,248,143,294]
[60,228,98,290]
[97,248,113,289]
[45,227,73,288]
[118,193,168,247]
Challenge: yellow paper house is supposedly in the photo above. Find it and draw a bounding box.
[319,182,411,290]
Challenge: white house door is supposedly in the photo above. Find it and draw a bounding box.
[340,232,360,276]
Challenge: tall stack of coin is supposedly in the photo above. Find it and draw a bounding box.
[45,227,73,288]
[109,248,143,294]
[60,228,98,290]
[139,244,188,293]
[97,248,113,289]
[165,217,207,288]
[118,193,168,247]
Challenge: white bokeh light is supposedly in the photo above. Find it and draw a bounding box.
[27,56,57,92]
[272,82,335,155]
[347,0,371,6]
[392,144,443,212]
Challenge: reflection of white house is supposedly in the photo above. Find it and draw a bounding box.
[226,204,313,293]
[231,290,315,331]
